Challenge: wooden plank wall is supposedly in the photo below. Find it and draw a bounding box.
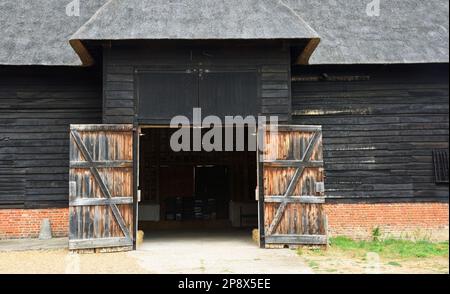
[291,64,449,202]
[102,41,292,124]
[0,66,102,208]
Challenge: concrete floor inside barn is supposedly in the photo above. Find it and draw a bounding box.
[130,229,312,274]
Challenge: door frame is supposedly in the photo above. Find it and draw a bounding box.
[133,124,260,237]
[132,123,140,250]
[257,125,266,248]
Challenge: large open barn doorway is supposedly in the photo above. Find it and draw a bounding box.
[137,127,258,237]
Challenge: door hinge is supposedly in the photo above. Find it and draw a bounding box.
[315,182,325,193]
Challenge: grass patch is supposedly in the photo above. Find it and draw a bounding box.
[325,268,338,273]
[329,236,449,259]
[308,260,319,269]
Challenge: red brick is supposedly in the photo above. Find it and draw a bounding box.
[324,202,449,240]
[0,208,68,239]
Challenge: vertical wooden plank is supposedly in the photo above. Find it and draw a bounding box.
[78,207,83,240]
[257,127,266,248]
[93,205,99,238]
[104,205,110,238]
[69,207,77,240]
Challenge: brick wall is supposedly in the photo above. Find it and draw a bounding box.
[0,203,448,241]
[0,208,68,239]
[324,202,449,241]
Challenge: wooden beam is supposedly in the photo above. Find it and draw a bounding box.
[291,75,370,82]
[257,126,266,248]
[264,125,322,132]
[70,197,133,207]
[265,234,327,245]
[69,39,94,67]
[296,38,320,65]
[69,237,133,250]
[70,124,133,132]
[264,196,325,204]
[70,160,133,168]
[263,160,323,168]
[302,131,321,161]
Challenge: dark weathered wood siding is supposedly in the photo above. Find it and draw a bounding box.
[103,41,292,124]
[292,64,449,202]
[1,43,447,209]
[0,66,102,208]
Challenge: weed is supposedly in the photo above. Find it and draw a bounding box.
[372,227,381,242]
[308,260,319,269]
[330,236,448,259]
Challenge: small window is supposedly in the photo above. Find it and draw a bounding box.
[432,149,449,184]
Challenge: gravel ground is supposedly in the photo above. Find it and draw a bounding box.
[0,231,447,274]
[0,249,148,274]
[0,230,312,274]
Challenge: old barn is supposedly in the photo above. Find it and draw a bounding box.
[0,0,448,250]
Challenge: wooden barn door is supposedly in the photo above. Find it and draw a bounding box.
[69,124,134,251]
[259,125,327,247]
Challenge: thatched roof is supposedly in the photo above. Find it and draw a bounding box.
[1,0,448,66]
[0,0,106,66]
[72,0,319,40]
[69,0,320,65]
[285,0,449,64]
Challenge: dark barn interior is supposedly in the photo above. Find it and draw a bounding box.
[138,127,258,233]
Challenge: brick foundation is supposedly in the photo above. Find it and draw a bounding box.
[0,208,68,239]
[324,202,449,241]
[0,203,448,241]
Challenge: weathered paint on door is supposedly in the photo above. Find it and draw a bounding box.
[259,125,327,247]
[69,124,134,251]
